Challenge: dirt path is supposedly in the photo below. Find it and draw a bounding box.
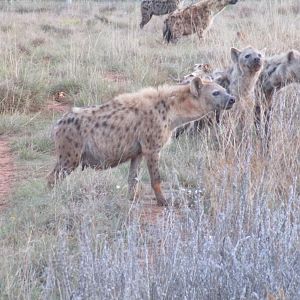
[0,138,15,209]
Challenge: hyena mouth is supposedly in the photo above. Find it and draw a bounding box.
[249,63,262,72]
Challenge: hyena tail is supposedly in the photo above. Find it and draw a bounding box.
[163,21,172,43]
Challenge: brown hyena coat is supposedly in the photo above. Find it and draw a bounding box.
[255,49,300,138]
[48,78,235,206]
[163,0,238,43]
[140,0,180,29]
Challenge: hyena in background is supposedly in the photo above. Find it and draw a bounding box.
[47,78,235,206]
[255,49,300,139]
[140,0,180,29]
[163,0,238,43]
[175,46,264,137]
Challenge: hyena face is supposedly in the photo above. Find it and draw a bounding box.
[231,47,264,73]
[190,78,235,112]
[269,50,300,88]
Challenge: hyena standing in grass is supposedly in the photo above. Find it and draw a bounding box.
[140,0,180,29]
[255,49,300,139]
[163,0,238,43]
[47,78,235,206]
[175,46,264,137]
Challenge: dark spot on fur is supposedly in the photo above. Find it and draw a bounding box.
[110,125,115,130]
[58,120,63,125]
[67,152,71,157]
[88,117,91,122]
[76,124,81,131]
[134,108,139,114]
[74,118,79,125]
[59,154,62,159]
[95,122,99,128]
[67,117,74,124]
[91,128,94,134]
[66,136,72,143]
[102,121,108,127]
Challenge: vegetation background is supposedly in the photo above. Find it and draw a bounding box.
[0,0,299,299]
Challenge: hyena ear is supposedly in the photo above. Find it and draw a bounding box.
[231,47,241,63]
[260,48,267,57]
[287,50,295,63]
[190,77,203,97]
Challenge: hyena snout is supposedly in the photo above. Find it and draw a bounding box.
[224,95,235,110]
[250,57,263,71]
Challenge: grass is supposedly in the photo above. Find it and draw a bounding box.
[0,0,299,299]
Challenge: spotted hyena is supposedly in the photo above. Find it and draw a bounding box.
[175,46,264,136]
[47,78,235,206]
[255,49,300,138]
[140,0,180,29]
[163,0,238,43]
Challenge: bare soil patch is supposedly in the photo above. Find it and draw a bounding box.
[0,138,15,209]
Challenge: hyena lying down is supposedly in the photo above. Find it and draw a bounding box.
[140,0,180,29]
[163,0,238,43]
[48,78,235,206]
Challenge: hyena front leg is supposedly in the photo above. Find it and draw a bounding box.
[145,151,168,206]
[128,154,143,201]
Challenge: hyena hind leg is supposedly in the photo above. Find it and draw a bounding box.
[140,11,153,28]
[47,159,80,188]
[128,154,143,201]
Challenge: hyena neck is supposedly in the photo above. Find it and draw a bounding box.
[164,87,210,130]
[230,66,261,101]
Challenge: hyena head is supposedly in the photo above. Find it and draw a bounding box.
[231,46,265,74]
[190,77,235,111]
[269,50,300,88]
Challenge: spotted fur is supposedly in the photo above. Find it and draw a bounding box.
[48,78,235,206]
[163,0,238,43]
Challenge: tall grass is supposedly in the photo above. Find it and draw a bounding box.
[0,0,299,299]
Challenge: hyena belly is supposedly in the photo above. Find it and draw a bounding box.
[81,138,142,170]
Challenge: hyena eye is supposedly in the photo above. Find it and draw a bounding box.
[245,54,251,58]
[212,91,220,96]
[258,54,262,58]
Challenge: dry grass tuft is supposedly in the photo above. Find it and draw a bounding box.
[0,0,299,298]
